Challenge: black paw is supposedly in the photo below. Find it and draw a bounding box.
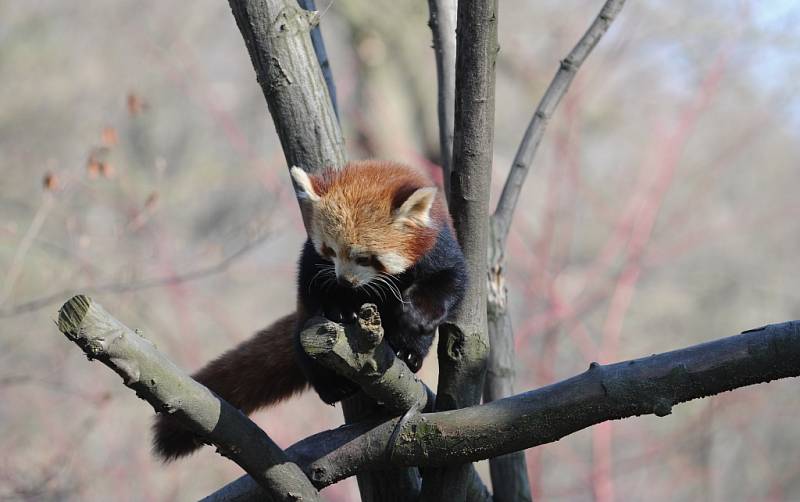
[395,348,423,372]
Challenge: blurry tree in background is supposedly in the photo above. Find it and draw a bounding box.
[2,1,800,501]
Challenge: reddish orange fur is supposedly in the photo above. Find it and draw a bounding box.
[307,160,449,264]
[153,160,451,460]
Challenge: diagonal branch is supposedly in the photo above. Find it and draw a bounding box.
[56,295,320,502]
[228,0,346,177]
[299,304,432,413]
[0,231,272,318]
[492,0,627,246]
[208,320,800,497]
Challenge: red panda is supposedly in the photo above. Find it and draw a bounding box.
[152,160,467,460]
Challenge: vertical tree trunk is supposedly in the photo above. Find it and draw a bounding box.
[421,0,498,500]
[228,1,420,500]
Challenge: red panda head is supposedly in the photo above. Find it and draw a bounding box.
[291,160,443,288]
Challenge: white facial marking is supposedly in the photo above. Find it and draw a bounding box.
[378,252,412,275]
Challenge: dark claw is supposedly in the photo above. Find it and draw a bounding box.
[395,349,423,372]
[406,353,422,372]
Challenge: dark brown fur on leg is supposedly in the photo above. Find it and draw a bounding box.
[152,313,308,461]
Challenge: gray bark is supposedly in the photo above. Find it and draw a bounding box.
[421,0,498,500]
[208,320,800,497]
[56,295,320,502]
[299,304,432,413]
[229,2,429,499]
[227,0,346,176]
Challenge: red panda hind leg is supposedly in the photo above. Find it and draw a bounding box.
[151,313,308,461]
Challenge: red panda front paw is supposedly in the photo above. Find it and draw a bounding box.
[396,302,444,336]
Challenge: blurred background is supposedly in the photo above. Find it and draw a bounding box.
[2,0,800,500]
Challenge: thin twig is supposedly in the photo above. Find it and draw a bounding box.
[492,0,627,247]
[426,0,457,197]
[0,193,55,305]
[0,231,271,318]
[298,0,339,119]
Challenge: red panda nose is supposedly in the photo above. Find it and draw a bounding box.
[337,276,355,288]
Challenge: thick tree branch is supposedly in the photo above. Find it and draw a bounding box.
[208,319,800,496]
[299,304,432,413]
[422,0,497,499]
[228,0,346,177]
[426,0,457,196]
[298,320,800,483]
[56,295,320,502]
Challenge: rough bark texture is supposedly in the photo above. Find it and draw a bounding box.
[484,233,530,501]
[426,0,457,197]
[296,320,800,482]
[484,2,627,499]
[206,319,800,496]
[229,2,421,500]
[228,0,346,177]
[422,1,498,500]
[299,304,432,413]
[56,295,320,502]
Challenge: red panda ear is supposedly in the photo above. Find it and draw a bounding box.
[394,187,437,227]
[290,166,322,202]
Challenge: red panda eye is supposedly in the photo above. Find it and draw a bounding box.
[321,244,336,258]
[355,256,371,266]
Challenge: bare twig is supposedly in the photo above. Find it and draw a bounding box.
[492,0,626,245]
[0,231,271,318]
[297,0,339,118]
[0,193,55,306]
[426,0,457,196]
[56,295,320,502]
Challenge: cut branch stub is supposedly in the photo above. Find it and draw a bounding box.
[299,304,429,413]
[57,295,320,502]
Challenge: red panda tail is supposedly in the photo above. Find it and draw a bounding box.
[152,312,308,461]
